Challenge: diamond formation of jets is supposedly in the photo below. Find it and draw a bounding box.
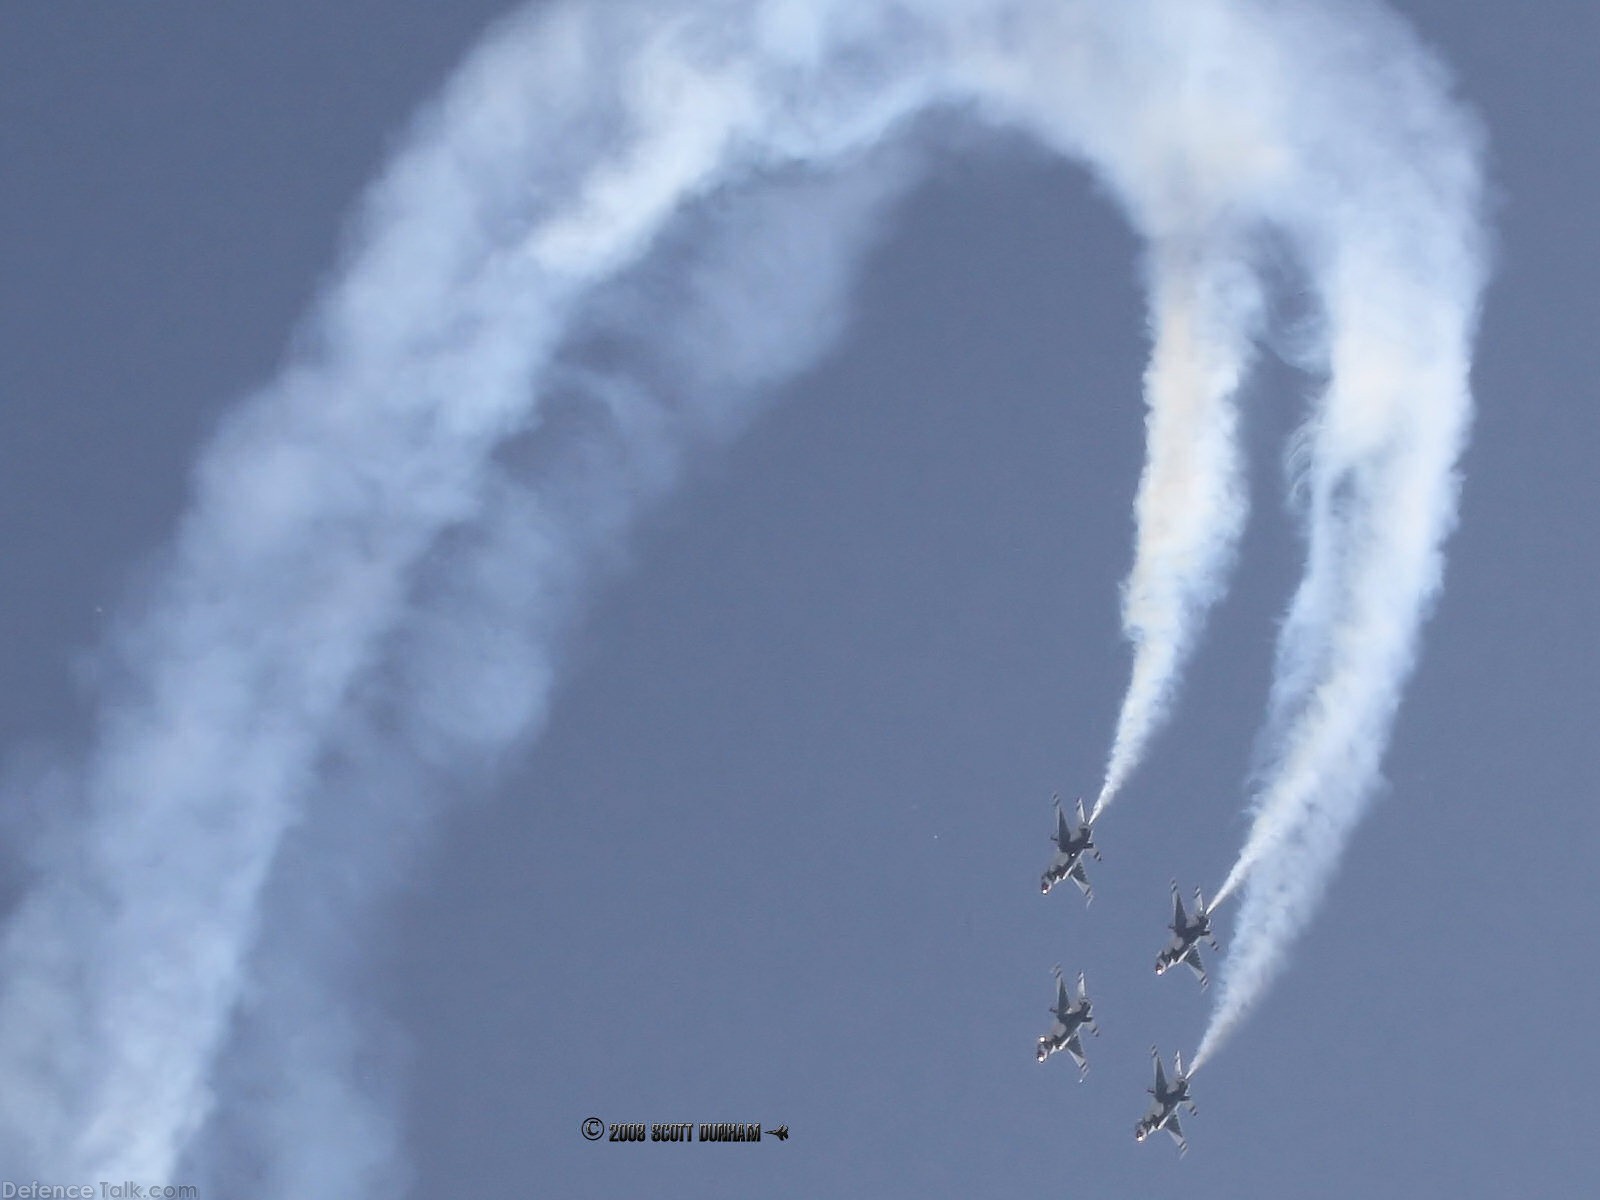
[1154,881,1218,988]
[1039,794,1098,902]
[1034,794,1219,1153]
[1035,966,1098,1077]
[1135,1047,1198,1156]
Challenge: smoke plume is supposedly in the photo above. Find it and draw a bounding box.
[0,0,1484,1184]
[1092,239,1261,820]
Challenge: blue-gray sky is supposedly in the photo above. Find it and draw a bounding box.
[2,2,1597,1196]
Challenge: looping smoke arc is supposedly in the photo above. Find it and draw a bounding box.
[0,0,1483,1188]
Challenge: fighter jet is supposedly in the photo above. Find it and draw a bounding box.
[1039,794,1098,902]
[1134,1046,1198,1155]
[1154,881,1218,988]
[1035,965,1098,1076]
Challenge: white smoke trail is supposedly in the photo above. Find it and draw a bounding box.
[1189,8,1487,1066]
[0,3,938,1181]
[1195,307,1481,1070]
[182,151,929,1198]
[0,0,1482,1185]
[1092,240,1261,820]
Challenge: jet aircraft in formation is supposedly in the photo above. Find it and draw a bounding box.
[1035,794,1221,1153]
[1039,794,1098,902]
[1155,881,1218,988]
[1135,1046,1197,1155]
[1035,966,1098,1077]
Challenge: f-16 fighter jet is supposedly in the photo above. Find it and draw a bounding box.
[1040,794,1098,902]
[1155,881,1218,988]
[1134,1046,1197,1155]
[1035,966,1098,1076]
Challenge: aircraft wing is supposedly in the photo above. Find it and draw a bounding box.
[1055,974,1072,1013]
[1184,946,1208,987]
[1054,802,1072,845]
[1171,885,1187,931]
[1063,1033,1088,1073]
[1165,1113,1186,1151]
[1068,859,1093,901]
[1152,1049,1168,1094]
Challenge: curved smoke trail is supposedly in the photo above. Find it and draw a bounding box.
[1092,239,1261,820]
[1189,4,1486,1070]
[0,0,1482,1187]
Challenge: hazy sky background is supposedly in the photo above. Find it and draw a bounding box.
[2,3,1597,1196]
